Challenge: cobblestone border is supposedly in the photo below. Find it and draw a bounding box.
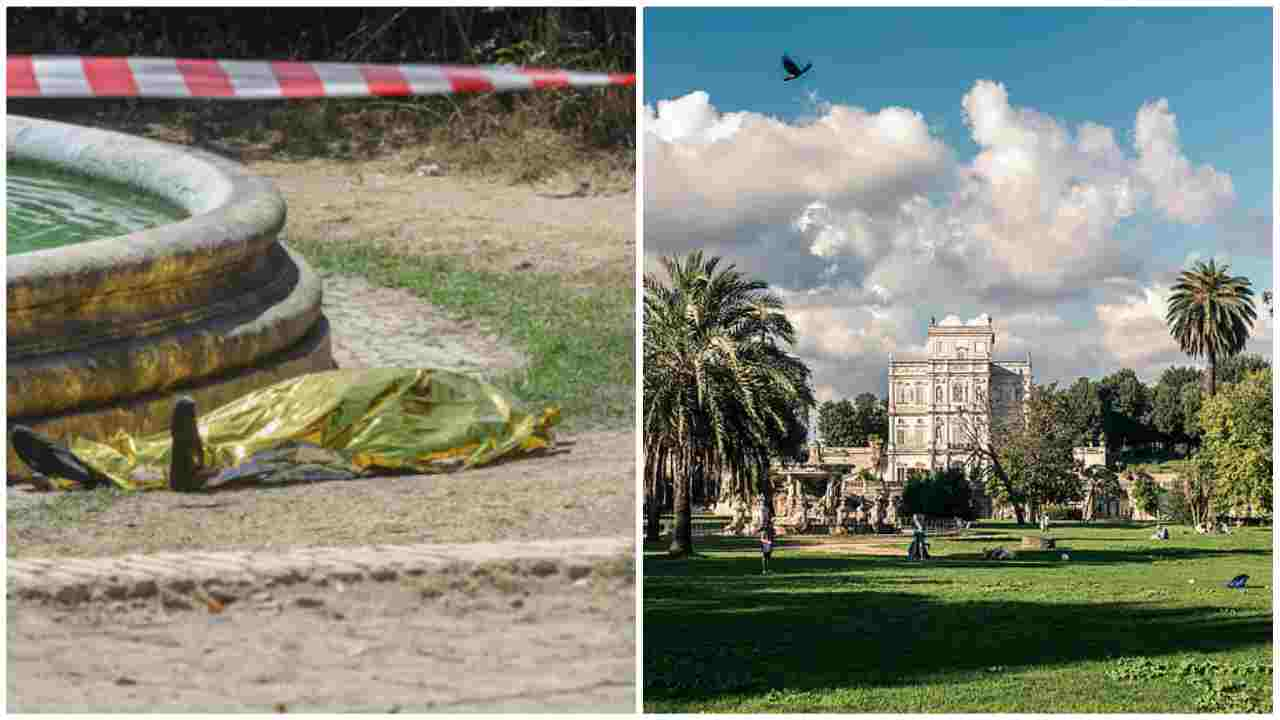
[9,536,632,606]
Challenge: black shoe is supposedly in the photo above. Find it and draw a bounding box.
[168,397,205,492]
[10,425,109,489]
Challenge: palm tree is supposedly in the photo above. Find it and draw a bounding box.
[643,251,814,557]
[1165,259,1256,398]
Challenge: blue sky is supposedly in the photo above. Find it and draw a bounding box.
[644,7,1273,400]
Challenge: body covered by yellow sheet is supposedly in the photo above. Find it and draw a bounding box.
[66,368,559,491]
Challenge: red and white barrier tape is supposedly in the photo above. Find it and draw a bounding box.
[7,56,634,99]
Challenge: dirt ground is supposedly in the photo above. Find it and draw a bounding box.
[9,565,634,712]
[252,151,635,288]
[8,131,637,711]
[9,431,634,559]
[9,418,635,713]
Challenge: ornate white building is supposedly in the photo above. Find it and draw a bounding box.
[886,315,1032,489]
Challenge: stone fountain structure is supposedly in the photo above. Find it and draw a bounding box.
[7,115,333,475]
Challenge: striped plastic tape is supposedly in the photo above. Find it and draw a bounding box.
[7,55,634,99]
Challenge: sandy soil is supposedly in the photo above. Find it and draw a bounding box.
[9,431,634,559]
[9,567,634,712]
[256,150,635,288]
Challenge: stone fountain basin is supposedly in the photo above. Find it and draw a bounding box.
[7,115,332,474]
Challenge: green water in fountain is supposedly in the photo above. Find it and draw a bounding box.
[6,160,189,255]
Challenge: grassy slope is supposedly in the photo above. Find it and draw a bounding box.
[644,521,1272,712]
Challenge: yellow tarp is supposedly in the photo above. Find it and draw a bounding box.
[56,368,559,491]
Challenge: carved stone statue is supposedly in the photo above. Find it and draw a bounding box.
[874,492,889,531]
[869,437,885,479]
[723,496,751,535]
[907,512,929,561]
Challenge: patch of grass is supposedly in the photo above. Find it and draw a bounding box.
[644,521,1272,712]
[1114,448,1195,476]
[7,487,126,534]
[287,236,633,432]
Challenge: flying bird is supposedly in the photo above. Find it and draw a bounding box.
[781,53,813,82]
[1225,574,1250,590]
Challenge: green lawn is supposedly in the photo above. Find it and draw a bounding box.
[644,521,1272,712]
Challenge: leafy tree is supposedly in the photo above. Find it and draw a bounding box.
[1080,464,1125,522]
[1164,483,1195,525]
[643,251,815,555]
[1099,369,1152,423]
[900,466,974,519]
[855,393,889,447]
[817,399,859,446]
[1129,470,1164,521]
[900,470,932,518]
[1151,366,1202,451]
[933,465,976,520]
[1004,384,1085,522]
[958,383,1081,524]
[1180,382,1204,443]
[1178,454,1218,530]
[1060,377,1105,447]
[955,400,1029,524]
[1166,259,1257,398]
[817,393,887,448]
[1099,369,1154,451]
[1215,352,1270,388]
[1198,367,1272,518]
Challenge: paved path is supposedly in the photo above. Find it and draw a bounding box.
[9,536,631,604]
[322,271,526,374]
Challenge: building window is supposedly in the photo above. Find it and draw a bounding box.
[957,347,966,358]
[897,429,906,446]
[896,467,906,484]
[935,386,943,403]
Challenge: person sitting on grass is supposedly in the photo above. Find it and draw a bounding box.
[760,525,776,574]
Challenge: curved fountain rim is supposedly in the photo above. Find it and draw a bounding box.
[6,115,285,296]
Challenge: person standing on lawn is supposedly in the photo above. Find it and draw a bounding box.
[760,525,776,574]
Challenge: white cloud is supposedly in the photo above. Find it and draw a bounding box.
[644,82,1266,399]
[643,91,744,145]
[1096,285,1180,368]
[1134,99,1235,224]
[937,313,991,327]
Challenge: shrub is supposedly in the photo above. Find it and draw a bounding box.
[900,466,976,520]
[1043,504,1083,521]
